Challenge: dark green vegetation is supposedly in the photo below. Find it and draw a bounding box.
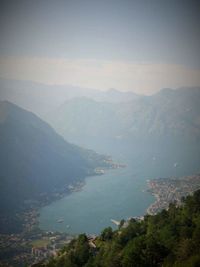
[36,190,200,267]
[0,101,110,234]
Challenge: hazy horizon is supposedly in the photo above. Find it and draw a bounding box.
[1,1,200,265]
[0,0,200,94]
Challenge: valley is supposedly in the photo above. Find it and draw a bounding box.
[1,86,200,266]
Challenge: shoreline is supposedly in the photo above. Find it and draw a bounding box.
[146,174,200,215]
[0,163,126,266]
[0,162,139,266]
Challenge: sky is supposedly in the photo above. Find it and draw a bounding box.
[0,0,200,94]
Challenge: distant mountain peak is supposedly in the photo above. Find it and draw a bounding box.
[107,88,119,93]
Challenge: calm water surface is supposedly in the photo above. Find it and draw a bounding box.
[39,140,189,235]
[39,156,156,234]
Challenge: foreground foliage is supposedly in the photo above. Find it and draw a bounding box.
[37,190,200,267]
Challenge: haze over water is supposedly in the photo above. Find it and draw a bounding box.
[39,143,188,234]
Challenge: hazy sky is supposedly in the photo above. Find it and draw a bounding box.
[0,0,200,94]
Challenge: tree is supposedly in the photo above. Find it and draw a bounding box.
[100,227,113,241]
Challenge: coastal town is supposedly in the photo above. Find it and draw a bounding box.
[0,199,77,267]
[146,174,200,215]
[0,228,74,267]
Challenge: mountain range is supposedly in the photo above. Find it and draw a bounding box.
[3,80,199,147]
[46,87,200,143]
[0,79,138,117]
[1,84,200,233]
[45,87,200,178]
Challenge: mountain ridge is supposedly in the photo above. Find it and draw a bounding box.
[0,79,139,117]
[46,87,200,143]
